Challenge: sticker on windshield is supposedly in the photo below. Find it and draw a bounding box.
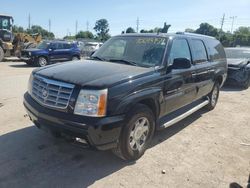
[136,38,166,45]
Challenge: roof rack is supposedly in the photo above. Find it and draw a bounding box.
[175,32,215,39]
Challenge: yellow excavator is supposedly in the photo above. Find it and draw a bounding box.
[0,14,42,62]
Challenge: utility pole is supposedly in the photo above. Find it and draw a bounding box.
[86,21,89,31]
[28,13,31,29]
[219,13,225,40]
[49,19,51,32]
[230,16,237,33]
[136,17,139,33]
[75,20,78,35]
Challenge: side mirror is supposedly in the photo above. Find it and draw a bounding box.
[48,48,54,52]
[172,58,191,69]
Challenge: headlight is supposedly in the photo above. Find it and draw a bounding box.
[28,52,32,56]
[28,73,34,95]
[74,89,108,117]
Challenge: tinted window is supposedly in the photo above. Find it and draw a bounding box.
[191,40,208,63]
[56,43,64,49]
[63,43,72,49]
[206,39,225,60]
[169,39,191,65]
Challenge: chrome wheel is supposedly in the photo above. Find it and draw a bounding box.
[211,85,218,106]
[129,117,149,151]
[38,57,47,66]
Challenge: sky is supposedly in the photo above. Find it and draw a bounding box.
[1,0,250,38]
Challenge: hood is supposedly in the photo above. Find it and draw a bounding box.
[227,58,249,68]
[34,60,154,88]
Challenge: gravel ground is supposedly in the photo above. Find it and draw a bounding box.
[0,60,249,188]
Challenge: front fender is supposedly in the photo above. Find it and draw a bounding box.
[114,87,163,117]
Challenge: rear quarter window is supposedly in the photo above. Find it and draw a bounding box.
[205,39,226,61]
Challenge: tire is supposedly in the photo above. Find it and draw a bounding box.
[36,56,48,67]
[72,55,80,61]
[242,77,250,89]
[112,104,155,161]
[205,82,220,110]
[0,47,4,62]
[25,61,34,66]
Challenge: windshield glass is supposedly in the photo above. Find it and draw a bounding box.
[225,48,250,59]
[37,41,49,49]
[93,36,168,67]
[0,17,11,30]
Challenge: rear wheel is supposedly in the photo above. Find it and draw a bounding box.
[72,55,80,61]
[205,82,220,110]
[242,77,250,89]
[36,56,48,67]
[112,104,155,161]
[0,47,4,62]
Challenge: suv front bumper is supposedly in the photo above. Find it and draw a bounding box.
[23,92,124,150]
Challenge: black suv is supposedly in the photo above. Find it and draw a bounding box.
[20,40,81,67]
[23,33,227,160]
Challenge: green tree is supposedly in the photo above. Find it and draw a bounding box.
[12,25,25,33]
[126,27,135,33]
[195,23,219,37]
[75,31,94,39]
[93,19,110,41]
[26,25,54,39]
[185,28,195,33]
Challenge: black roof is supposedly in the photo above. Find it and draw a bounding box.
[116,32,216,40]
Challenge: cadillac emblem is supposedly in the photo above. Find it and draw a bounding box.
[42,88,48,98]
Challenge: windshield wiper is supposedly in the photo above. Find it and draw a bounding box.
[108,59,137,66]
[91,56,107,61]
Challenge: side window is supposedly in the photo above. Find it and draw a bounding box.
[191,39,208,63]
[206,39,225,61]
[102,39,126,59]
[63,43,72,49]
[50,43,57,49]
[169,39,191,65]
[56,43,64,49]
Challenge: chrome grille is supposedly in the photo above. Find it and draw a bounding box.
[31,75,74,109]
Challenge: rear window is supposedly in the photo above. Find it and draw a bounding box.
[205,39,225,61]
[191,39,208,63]
[63,43,72,49]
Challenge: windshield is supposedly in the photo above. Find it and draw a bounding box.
[37,41,50,49]
[93,36,168,67]
[0,17,12,30]
[225,48,250,59]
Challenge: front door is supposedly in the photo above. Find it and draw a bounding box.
[163,38,197,115]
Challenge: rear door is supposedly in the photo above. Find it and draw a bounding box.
[189,39,214,99]
[163,38,197,114]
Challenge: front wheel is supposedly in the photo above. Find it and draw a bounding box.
[112,104,155,161]
[36,56,48,67]
[0,47,4,62]
[205,82,220,110]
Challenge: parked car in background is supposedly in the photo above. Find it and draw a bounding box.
[225,47,250,89]
[24,33,227,160]
[20,40,81,67]
[81,42,103,57]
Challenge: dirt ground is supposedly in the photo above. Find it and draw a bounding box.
[0,60,249,188]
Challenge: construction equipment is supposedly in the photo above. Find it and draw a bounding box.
[0,14,42,61]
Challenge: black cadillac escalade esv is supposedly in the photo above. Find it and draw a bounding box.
[24,33,227,160]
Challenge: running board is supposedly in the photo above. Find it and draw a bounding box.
[161,99,209,129]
